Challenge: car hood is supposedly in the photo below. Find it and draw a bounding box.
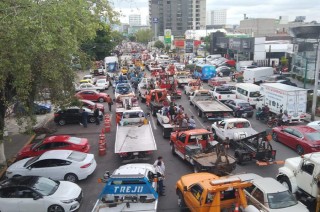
[8,158,30,170]
[52,181,82,199]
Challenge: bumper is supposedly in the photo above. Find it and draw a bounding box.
[78,160,97,180]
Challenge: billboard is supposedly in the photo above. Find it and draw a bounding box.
[185,39,194,53]
[164,29,171,44]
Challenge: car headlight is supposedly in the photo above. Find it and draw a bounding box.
[61,199,75,204]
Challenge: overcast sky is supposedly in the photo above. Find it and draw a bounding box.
[111,0,320,25]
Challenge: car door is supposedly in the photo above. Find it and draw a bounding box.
[17,187,45,212]
[85,91,96,101]
[68,109,81,123]
[28,159,55,179]
[291,129,304,149]
[249,187,267,211]
[47,159,71,180]
[175,133,187,155]
[184,184,203,212]
[0,187,20,212]
[278,128,294,146]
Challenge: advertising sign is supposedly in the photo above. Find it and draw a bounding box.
[185,39,194,53]
[164,29,171,44]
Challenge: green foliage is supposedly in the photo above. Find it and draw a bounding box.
[0,0,118,136]
[154,40,165,49]
[185,64,196,71]
[135,29,153,44]
[128,35,136,42]
[280,56,288,66]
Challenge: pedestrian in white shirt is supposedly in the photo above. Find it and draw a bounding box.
[154,156,165,173]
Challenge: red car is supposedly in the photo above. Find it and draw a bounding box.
[80,99,105,114]
[272,125,320,155]
[16,135,90,160]
[75,90,108,102]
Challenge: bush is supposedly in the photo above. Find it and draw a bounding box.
[185,64,196,72]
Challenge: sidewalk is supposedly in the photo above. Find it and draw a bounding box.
[0,113,54,179]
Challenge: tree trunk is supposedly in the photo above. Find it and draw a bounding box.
[0,142,5,166]
[0,98,7,165]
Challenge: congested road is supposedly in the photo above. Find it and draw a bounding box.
[57,71,302,212]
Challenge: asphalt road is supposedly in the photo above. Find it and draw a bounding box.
[54,72,301,212]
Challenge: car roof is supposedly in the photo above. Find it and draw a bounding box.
[113,163,155,176]
[183,129,211,135]
[44,135,71,143]
[285,125,317,133]
[39,150,73,160]
[252,177,287,193]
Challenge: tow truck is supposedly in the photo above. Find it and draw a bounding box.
[176,173,259,212]
[189,90,233,121]
[184,80,203,95]
[156,107,186,138]
[157,74,181,99]
[175,71,193,87]
[146,89,170,116]
[115,109,157,161]
[170,129,236,175]
[92,163,158,212]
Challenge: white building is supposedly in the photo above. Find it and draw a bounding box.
[191,0,206,30]
[208,9,227,25]
[129,14,141,26]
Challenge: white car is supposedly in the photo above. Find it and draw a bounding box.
[0,176,82,212]
[6,150,96,183]
[243,176,308,212]
[307,121,320,131]
[75,83,100,92]
[95,78,110,90]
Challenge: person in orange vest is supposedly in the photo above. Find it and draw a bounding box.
[145,91,151,107]
[116,113,122,124]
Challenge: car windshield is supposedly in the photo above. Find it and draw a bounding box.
[249,91,260,97]
[267,190,297,209]
[32,141,44,150]
[67,151,87,162]
[116,84,132,94]
[305,132,320,141]
[24,155,41,167]
[238,103,251,107]
[83,76,91,80]
[31,177,60,196]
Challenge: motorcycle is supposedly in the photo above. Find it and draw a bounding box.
[255,108,269,123]
[267,116,279,128]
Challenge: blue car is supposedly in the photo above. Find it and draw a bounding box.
[14,102,52,115]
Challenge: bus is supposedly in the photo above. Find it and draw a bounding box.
[193,64,216,82]
[104,56,119,77]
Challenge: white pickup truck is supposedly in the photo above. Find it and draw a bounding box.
[175,74,193,87]
[91,163,158,212]
[211,118,257,141]
[184,81,203,95]
[209,86,236,102]
[277,153,320,211]
[115,108,157,161]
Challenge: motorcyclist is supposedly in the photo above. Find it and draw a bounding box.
[282,110,289,125]
[257,105,269,120]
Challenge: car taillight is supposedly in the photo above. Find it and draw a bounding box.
[80,163,92,168]
[219,95,221,99]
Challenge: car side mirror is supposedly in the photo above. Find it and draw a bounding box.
[33,194,42,200]
[27,166,32,170]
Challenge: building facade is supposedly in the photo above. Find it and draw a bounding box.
[129,14,141,26]
[208,9,227,26]
[149,0,206,37]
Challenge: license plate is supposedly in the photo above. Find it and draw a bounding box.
[133,152,139,156]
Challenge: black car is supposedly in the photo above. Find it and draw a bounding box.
[54,107,96,126]
[276,79,297,87]
[224,99,254,118]
[217,66,232,77]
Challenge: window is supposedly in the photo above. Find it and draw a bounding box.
[252,188,264,204]
[37,143,53,151]
[267,190,297,209]
[178,134,187,143]
[0,187,18,198]
[301,162,314,175]
[17,188,37,198]
[245,185,256,194]
[292,130,303,138]
[249,91,260,97]
[68,151,86,162]
[30,159,51,168]
[190,184,203,201]
[68,109,80,114]
[283,128,294,135]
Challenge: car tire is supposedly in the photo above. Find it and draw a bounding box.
[278,176,292,191]
[98,97,104,103]
[58,119,66,126]
[272,132,278,142]
[296,145,304,155]
[89,116,96,123]
[47,204,65,212]
[177,190,187,211]
[64,173,78,183]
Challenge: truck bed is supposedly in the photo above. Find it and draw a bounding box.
[195,101,232,113]
[193,152,236,165]
[115,124,157,153]
[92,201,157,212]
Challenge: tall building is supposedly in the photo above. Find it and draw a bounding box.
[129,14,141,26]
[208,9,227,26]
[149,0,206,37]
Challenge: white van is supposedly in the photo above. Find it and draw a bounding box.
[157,55,170,63]
[235,83,261,106]
[243,67,273,84]
[206,54,221,61]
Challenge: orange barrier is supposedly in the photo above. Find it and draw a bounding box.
[99,133,106,156]
[104,119,111,133]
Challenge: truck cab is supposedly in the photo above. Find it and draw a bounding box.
[92,163,158,212]
[184,80,203,96]
[176,173,255,212]
[146,89,170,116]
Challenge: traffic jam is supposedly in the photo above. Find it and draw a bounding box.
[2,41,320,212]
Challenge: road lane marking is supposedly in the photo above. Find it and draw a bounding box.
[188,108,205,128]
[150,116,157,130]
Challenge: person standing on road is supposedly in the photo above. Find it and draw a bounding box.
[81,109,88,128]
[94,106,100,125]
[155,161,165,196]
[188,116,196,129]
[154,156,165,173]
[106,95,113,112]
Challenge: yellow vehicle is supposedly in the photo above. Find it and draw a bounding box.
[121,66,128,75]
[79,79,91,84]
[135,60,142,67]
[176,173,253,212]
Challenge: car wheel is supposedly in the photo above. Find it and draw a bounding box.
[98,97,104,103]
[64,173,78,183]
[48,205,65,212]
[278,176,292,191]
[58,119,66,126]
[89,116,96,123]
[272,132,278,142]
[296,145,304,155]
[177,190,187,211]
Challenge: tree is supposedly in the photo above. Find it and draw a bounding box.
[0,0,118,165]
[128,35,136,42]
[154,40,165,49]
[135,29,153,44]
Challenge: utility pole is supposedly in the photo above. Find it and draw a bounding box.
[311,42,320,121]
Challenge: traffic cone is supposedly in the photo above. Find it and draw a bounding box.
[234,203,239,212]
[105,120,111,133]
[98,134,107,156]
